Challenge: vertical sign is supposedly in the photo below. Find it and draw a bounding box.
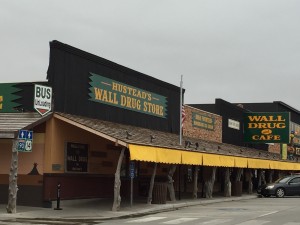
[34,84,52,116]
[129,161,135,207]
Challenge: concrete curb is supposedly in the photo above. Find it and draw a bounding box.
[0,195,258,222]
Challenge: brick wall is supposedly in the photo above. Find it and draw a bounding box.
[183,105,222,143]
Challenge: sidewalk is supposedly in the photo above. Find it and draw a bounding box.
[0,194,258,222]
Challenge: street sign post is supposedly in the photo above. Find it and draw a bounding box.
[129,161,135,207]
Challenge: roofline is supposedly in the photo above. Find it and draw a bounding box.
[49,40,183,92]
[53,113,128,148]
[0,112,53,139]
[274,101,300,114]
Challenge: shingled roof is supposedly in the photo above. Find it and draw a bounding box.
[55,112,285,162]
[0,112,52,138]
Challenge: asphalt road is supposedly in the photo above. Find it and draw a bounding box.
[1,197,300,224]
[99,196,300,225]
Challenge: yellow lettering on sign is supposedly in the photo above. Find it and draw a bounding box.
[143,102,164,116]
[248,115,286,122]
[252,135,281,141]
[111,82,152,101]
[94,87,118,104]
[0,96,2,110]
[248,122,286,129]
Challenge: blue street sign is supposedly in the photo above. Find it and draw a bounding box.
[17,130,33,152]
[27,131,33,140]
[18,130,28,140]
[129,161,135,178]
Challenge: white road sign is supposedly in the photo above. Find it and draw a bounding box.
[34,84,52,116]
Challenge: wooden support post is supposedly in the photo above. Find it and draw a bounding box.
[147,163,157,204]
[167,164,177,202]
[223,167,231,197]
[7,139,19,214]
[192,165,199,199]
[204,166,217,198]
[112,147,125,211]
[245,169,253,194]
[235,168,243,182]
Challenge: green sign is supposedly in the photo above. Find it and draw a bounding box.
[192,112,215,130]
[0,83,21,112]
[89,73,167,118]
[244,112,290,143]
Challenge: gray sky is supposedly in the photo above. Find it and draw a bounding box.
[1,0,300,110]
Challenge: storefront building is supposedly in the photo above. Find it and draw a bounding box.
[1,41,300,209]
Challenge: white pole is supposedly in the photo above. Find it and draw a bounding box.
[179,75,183,145]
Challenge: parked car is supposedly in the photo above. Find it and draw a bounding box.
[257,175,300,198]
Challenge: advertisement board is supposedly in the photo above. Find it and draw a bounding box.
[244,112,290,143]
[65,142,88,172]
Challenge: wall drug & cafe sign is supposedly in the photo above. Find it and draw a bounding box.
[89,73,167,118]
[244,112,290,143]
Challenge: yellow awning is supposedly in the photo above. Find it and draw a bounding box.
[218,155,235,167]
[248,158,270,169]
[128,144,181,164]
[294,163,300,170]
[203,154,220,166]
[181,151,202,165]
[129,144,300,170]
[270,161,280,170]
[129,144,156,162]
[156,147,182,164]
[234,157,248,168]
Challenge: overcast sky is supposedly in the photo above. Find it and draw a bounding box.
[1,0,300,110]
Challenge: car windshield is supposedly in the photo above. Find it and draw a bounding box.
[275,176,292,183]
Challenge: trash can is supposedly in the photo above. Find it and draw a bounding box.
[152,182,167,204]
[231,181,243,196]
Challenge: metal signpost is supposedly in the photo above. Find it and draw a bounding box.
[129,161,135,207]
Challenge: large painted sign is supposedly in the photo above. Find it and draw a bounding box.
[0,83,20,112]
[192,112,215,130]
[244,112,290,143]
[89,73,167,118]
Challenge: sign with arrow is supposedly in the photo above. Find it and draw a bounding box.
[17,130,33,152]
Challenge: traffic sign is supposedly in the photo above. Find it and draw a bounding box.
[17,130,33,152]
[34,84,52,116]
[129,161,135,178]
[25,140,32,151]
[18,140,25,151]
[27,131,33,140]
[18,130,28,140]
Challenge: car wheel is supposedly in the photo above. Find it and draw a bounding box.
[276,188,285,198]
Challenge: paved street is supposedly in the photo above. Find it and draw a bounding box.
[1,196,300,224]
[100,197,300,225]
